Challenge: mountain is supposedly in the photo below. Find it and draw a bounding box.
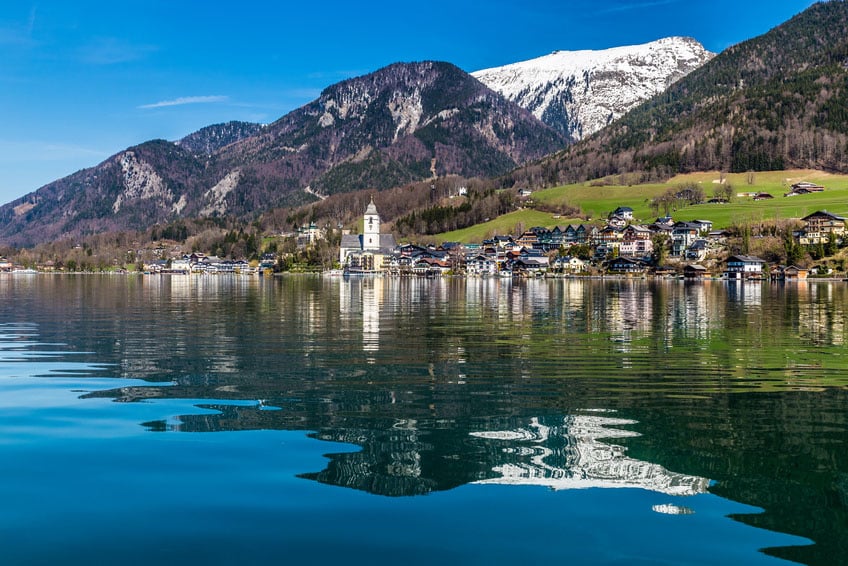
[0,62,565,246]
[177,121,264,155]
[472,37,714,141]
[213,61,565,196]
[526,1,848,184]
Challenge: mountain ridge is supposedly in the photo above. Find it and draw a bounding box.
[0,61,565,246]
[472,36,714,141]
[517,0,848,185]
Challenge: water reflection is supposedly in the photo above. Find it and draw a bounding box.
[471,415,709,496]
[3,275,848,563]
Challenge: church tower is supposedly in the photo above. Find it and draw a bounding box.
[363,196,381,250]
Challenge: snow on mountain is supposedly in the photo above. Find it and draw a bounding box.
[472,37,714,141]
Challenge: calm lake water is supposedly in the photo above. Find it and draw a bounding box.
[1,274,847,565]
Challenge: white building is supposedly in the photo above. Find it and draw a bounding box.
[339,197,398,272]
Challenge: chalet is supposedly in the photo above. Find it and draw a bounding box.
[772,265,809,280]
[510,258,548,276]
[654,216,674,228]
[724,255,765,280]
[296,222,324,247]
[485,235,516,249]
[692,220,713,234]
[412,257,451,276]
[623,225,652,241]
[551,256,586,273]
[515,230,540,249]
[607,215,627,229]
[707,229,732,242]
[561,224,597,245]
[599,226,624,245]
[795,210,846,245]
[683,264,709,279]
[465,254,497,276]
[606,257,647,274]
[611,206,634,221]
[790,181,825,193]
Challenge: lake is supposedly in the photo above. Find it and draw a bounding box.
[0,274,846,565]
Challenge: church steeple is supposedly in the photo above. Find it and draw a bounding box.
[363,195,381,250]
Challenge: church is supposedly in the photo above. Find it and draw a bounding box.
[339,197,398,273]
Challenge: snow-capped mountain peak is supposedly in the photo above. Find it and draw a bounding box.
[472,37,714,141]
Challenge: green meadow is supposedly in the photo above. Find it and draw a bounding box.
[436,170,848,243]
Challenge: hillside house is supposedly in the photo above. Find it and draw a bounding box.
[611,206,634,221]
[685,239,709,261]
[671,222,702,256]
[795,210,846,245]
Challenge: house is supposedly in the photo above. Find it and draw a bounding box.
[599,226,624,245]
[606,257,648,275]
[619,238,653,258]
[296,222,324,247]
[620,225,654,258]
[684,239,709,261]
[753,192,774,201]
[611,206,634,221]
[552,256,586,273]
[683,264,710,279]
[707,230,732,242]
[465,254,497,276]
[171,258,191,273]
[795,210,846,245]
[724,255,765,280]
[412,257,451,276]
[510,258,548,276]
[772,265,809,280]
[654,216,675,228]
[515,230,540,249]
[791,181,825,192]
[607,215,628,229]
[692,220,713,234]
[653,265,676,277]
[671,222,702,256]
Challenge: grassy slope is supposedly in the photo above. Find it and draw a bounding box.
[436,170,848,243]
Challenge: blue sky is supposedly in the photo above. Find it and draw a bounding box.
[0,0,817,204]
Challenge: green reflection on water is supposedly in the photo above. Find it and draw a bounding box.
[2,274,848,563]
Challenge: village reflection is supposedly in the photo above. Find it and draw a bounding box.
[339,276,384,361]
[301,413,709,497]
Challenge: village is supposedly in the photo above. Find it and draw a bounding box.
[330,191,847,281]
[0,183,845,281]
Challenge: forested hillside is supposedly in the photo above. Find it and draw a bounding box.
[514,1,848,186]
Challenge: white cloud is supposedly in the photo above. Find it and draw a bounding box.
[138,95,230,109]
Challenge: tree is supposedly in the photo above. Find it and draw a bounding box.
[651,234,669,265]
